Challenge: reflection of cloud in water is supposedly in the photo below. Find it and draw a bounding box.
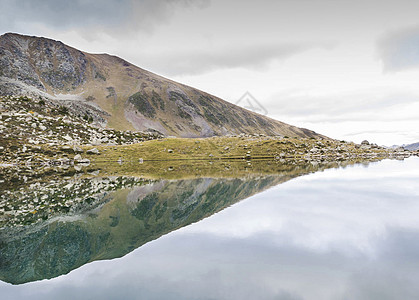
[181,158,419,253]
[1,158,419,299]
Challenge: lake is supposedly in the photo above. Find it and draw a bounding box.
[1,157,419,299]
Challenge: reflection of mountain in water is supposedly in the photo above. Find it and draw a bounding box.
[0,160,372,285]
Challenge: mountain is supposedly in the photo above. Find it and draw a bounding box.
[0,32,323,138]
[403,142,419,151]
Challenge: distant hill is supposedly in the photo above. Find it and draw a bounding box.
[389,142,419,151]
[0,32,324,138]
[403,142,419,151]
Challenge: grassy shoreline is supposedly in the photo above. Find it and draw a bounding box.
[1,135,415,167]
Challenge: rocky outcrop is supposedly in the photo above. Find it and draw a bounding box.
[0,33,87,91]
[0,95,161,165]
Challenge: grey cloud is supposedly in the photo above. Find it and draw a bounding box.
[265,91,419,122]
[0,0,129,30]
[4,228,419,300]
[343,228,419,300]
[378,26,419,72]
[0,0,210,36]
[148,42,323,76]
[344,130,412,137]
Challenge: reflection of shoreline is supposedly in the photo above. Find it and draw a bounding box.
[0,158,410,285]
[0,157,401,229]
[0,156,393,190]
[0,176,153,228]
[1,158,390,228]
[0,174,290,284]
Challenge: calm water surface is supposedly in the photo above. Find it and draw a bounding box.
[1,157,419,299]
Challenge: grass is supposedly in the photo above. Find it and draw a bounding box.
[77,136,389,163]
[88,158,378,180]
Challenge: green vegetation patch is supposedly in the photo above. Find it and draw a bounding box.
[128,91,156,118]
[151,91,165,110]
[198,95,228,125]
[168,91,197,109]
[177,107,192,120]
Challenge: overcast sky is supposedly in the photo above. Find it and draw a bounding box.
[1,0,419,145]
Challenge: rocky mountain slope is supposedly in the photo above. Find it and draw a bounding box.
[0,95,160,166]
[0,32,322,138]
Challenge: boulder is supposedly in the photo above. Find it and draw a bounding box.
[61,146,74,153]
[73,146,83,153]
[86,148,100,155]
[74,154,83,161]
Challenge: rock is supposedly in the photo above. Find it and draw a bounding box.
[28,138,38,144]
[168,149,173,153]
[88,170,100,176]
[74,154,83,161]
[58,157,70,165]
[209,154,214,157]
[78,158,90,165]
[61,146,74,153]
[139,158,143,164]
[39,125,47,131]
[73,146,83,153]
[90,139,101,145]
[86,148,100,155]
[63,135,73,141]
[361,140,370,145]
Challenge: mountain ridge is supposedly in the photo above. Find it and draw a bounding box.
[0,32,324,139]
[403,142,419,151]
